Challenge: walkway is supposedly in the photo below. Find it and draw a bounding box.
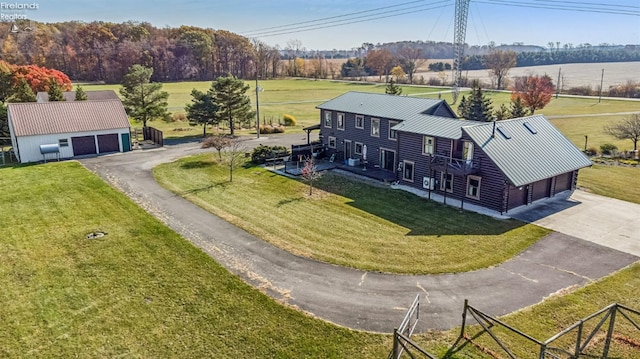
[80,134,638,333]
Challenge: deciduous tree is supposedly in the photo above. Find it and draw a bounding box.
[222,137,247,182]
[366,49,394,81]
[211,75,254,136]
[484,48,517,90]
[301,156,323,196]
[201,134,231,160]
[604,114,640,151]
[120,64,170,127]
[398,46,426,84]
[511,75,554,115]
[390,65,406,82]
[185,88,218,136]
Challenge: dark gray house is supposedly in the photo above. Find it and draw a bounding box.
[317,92,592,213]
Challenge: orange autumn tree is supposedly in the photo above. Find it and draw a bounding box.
[510,75,554,115]
[0,60,72,94]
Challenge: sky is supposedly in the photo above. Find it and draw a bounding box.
[17,0,640,50]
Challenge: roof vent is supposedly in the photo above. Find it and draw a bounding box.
[496,126,511,139]
[523,122,537,134]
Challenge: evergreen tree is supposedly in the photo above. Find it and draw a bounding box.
[211,75,254,136]
[493,104,510,121]
[185,88,218,137]
[458,85,493,122]
[0,103,9,145]
[120,64,170,127]
[75,85,88,100]
[509,96,527,118]
[384,79,402,95]
[47,78,65,101]
[8,78,36,103]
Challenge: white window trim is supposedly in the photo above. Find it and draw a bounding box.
[328,136,336,149]
[466,175,481,200]
[388,120,399,141]
[354,142,363,155]
[423,136,434,155]
[402,160,415,182]
[371,118,380,137]
[324,111,332,128]
[440,172,454,193]
[337,113,345,131]
[355,115,364,129]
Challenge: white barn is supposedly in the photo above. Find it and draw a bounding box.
[8,100,132,163]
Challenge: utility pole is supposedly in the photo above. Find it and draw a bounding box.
[255,74,260,139]
[598,68,604,103]
[555,67,561,99]
[452,0,470,104]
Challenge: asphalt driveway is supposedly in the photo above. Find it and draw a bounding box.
[80,135,639,333]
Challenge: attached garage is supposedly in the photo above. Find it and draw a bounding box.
[507,185,527,210]
[72,135,97,156]
[531,178,551,202]
[554,172,574,193]
[7,100,131,163]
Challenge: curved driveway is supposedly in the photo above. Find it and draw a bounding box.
[81,135,638,333]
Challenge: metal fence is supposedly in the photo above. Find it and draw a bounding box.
[389,294,438,359]
[446,300,640,359]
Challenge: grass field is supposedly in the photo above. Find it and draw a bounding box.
[153,154,549,274]
[578,165,640,204]
[0,162,389,358]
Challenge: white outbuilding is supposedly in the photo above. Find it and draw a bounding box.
[7,99,132,163]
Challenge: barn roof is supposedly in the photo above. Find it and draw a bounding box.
[463,115,592,187]
[8,99,130,137]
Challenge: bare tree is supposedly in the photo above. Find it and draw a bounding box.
[301,156,322,196]
[484,48,517,90]
[397,46,426,84]
[604,113,640,151]
[222,137,248,182]
[201,134,231,160]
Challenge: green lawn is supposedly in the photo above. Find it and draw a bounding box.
[550,114,637,152]
[578,165,640,204]
[0,162,388,358]
[153,154,549,274]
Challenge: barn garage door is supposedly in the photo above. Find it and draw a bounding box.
[71,135,97,156]
[97,134,119,153]
[555,172,573,193]
[508,186,527,210]
[532,178,551,202]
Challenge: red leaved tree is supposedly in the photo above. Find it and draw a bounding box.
[11,63,72,93]
[511,75,554,115]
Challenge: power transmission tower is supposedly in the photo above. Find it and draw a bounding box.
[452,0,470,104]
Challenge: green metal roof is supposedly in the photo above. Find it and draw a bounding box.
[392,115,470,139]
[463,115,592,187]
[316,91,446,120]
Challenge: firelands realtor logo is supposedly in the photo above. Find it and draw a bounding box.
[1,2,38,33]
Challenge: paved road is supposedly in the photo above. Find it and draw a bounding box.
[80,134,638,333]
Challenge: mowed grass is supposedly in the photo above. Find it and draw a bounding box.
[578,165,640,204]
[0,162,389,358]
[153,154,549,274]
[550,114,637,152]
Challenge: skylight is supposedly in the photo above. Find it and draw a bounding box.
[497,126,511,139]
[523,122,537,134]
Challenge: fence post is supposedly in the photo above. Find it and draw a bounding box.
[392,328,399,359]
[459,299,468,340]
[602,306,617,358]
[574,320,583,357]
[538,344,546,359]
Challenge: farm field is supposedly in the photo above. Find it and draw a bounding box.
[153,155,549,274]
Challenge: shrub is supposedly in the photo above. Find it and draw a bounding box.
[600,143,618,155]
[282,114,297,126]
[171,112,187,122]
[567,86,593,96]
[259,125,285,134]
[585,146,599,156]
[251,144,290,164]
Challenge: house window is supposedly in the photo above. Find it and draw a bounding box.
[389,120,399,140]
[402,161,414,182]
[467,175,481,199]
[371,118,380,137]
[337,113,345,130]
[355,115,364,129]
[59,139,69,147]
[328,136,336,149]
[463,141,474,161]
[440,173,453,192]
[423,136,434,155]
[354,142,363,155]
[324,111,332,128]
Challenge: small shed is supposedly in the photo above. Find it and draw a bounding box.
[7,99,132,163]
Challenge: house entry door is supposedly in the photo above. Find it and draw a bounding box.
[380,149,395,171]
[344,140,352,160]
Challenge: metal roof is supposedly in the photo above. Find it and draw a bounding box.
[36,90,120,102]
[8,100,130,137]
[316,91,446,120]
[463,115,592,187]
[392,115,471,139]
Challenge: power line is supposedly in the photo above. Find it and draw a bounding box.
[477,0,640,16]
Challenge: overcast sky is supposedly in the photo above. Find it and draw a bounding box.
[26,0,640,50]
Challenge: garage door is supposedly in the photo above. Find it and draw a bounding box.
[554,172,573,193]
[97,133,119,153]
[508,186,527,210]
[532,178,551,202]
[71,135,97,156]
